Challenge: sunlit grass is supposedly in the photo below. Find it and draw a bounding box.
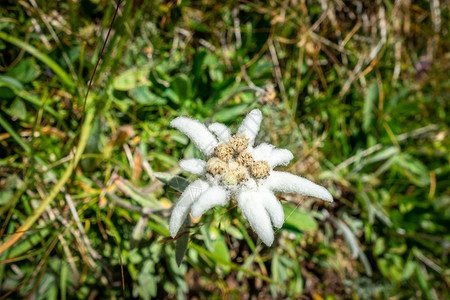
[0,0,448,299]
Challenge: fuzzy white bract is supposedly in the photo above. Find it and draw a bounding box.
[169,109,333,246]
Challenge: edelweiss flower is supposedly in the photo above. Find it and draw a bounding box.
[169,109,333,246]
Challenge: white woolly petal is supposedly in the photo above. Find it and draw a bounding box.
[261,190,285,228]
[180,159,206,175]
[169,179,209,237]
[252,144,294,168]
[242,177,257,190]
[208,123,231,143]
[171,117,218,156]
[252,143,274,162]
[236,109,262,146]
[267,149,294,168]
[237,191,274,246]
[190,186,229,218]
[265,171,333,202]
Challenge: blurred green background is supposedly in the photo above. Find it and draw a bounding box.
[0,0,448,299]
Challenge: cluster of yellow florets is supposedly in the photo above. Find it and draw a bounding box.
[206,135,270,185]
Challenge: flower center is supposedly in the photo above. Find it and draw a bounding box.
[229,134,248,153]
[250,160,270,179]
[214,143,234,161]
[205,135,270,185]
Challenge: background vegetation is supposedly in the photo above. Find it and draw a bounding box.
[0,0,448,298]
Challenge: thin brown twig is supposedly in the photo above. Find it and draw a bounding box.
[81,0,123,122]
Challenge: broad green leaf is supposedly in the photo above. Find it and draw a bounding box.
[4,98,26,120]
[212,236,231,274]
[129,85,167,105]
[225,225,244,240]
[154,172,190,192]
[214,103,250,123]
[149,67,169,90]
[175,217,191,267]
[373,238,386,256]
[138,260,157,299]
[171,73,191,102]
[0,75,24,90]
[0,75,23,99]
[128,249,143,265]
[7,57,40,83]
[283,205,318,231]
[192,50,207,84]
[113,68,149,91]
[0,188,13,205]
[402,260,416,280]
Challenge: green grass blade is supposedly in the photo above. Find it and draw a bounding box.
[0,100,95,255]
[0,113,30,151]
[0,31,75,88]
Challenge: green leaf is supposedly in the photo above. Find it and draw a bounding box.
[373,238,386,256]
[0,188,13,206]
[214,103,250,123]
[0,75,23,99]
[113,68,149,91]
[138,260,157,299]
[15,89,63,119]
[0,76,62,119]
[7,57,40,83]
[415,264,434,300]
[402,260,416,280]
[129,85,167,105]
[0,31,75,88]
[282,205,318,231]
[175,217,190,267]
[149,67,169,90]
[366,147,398,164]
[153,172,190,192]
[114,176,159,208]
[131,215,148,249]
[212,236,231,274]
[225,225,244,240]
[270,252,281,297]
[4,98,26,120]
[80,115,102,172]
[0,75,24,90]
[0,113,30,152]
[170,73,191,103]
[5,230,48,259]
[395,153,430,186]
[362,83,378,133]
[192,50,207,84]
